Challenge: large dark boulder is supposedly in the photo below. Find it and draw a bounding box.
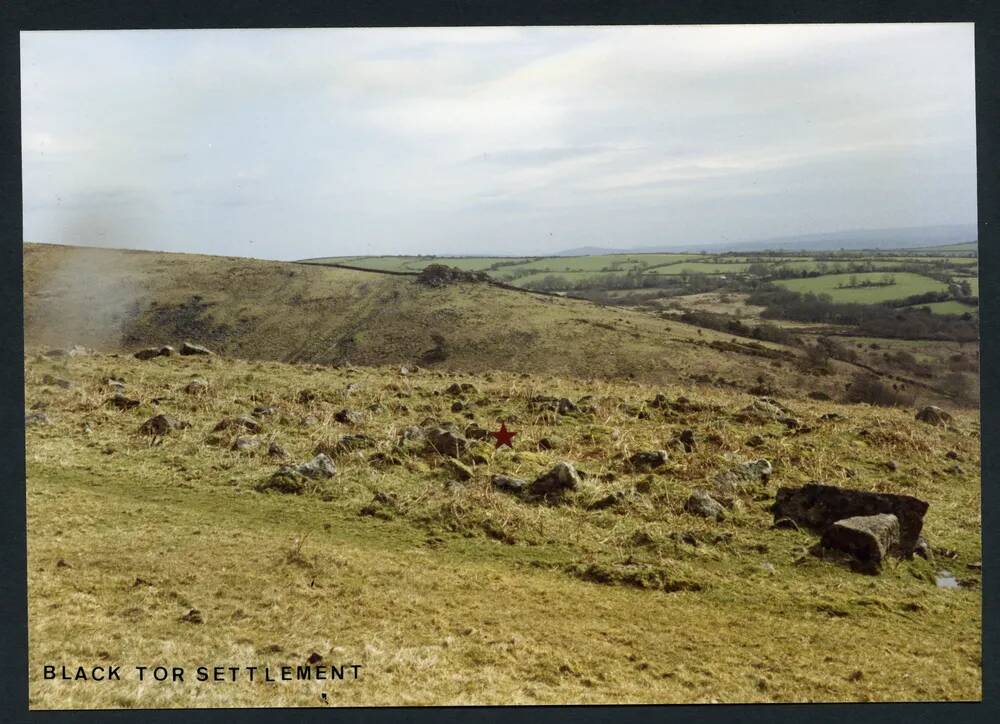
[772,483,928,555]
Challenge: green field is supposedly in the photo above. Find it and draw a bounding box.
[906,300,978,316]
[774,272,949,304]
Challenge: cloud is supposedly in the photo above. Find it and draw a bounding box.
[20,24,976,258]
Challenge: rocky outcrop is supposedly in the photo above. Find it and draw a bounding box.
[772,483,928,556]
[416,264,490,287]
[138,414,189,436]
[134,346,175,360]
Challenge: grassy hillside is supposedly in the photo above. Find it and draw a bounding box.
[25,350,981,707]
[24,243,920,404]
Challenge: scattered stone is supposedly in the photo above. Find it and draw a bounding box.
[107,393,141,410]
[55,558,72,569]
[334,408,363,425]
[464,423,491,441]
[885,460,899,472]
[25,411,50,426]
[557,398,579,415]
[684,489,726,521]
[588,491,626,511]
[359,491,398,519]
[180,342,214,356]
[450,400,465,413]
[231,437,260,451]
[968,561,982,571]
[915,405,952,426]
[746,434,765,448]
[819,412,844,422]
[445,382,478,396]
[628,450,669,471]
[734,397,793,423]
[444,457,473,482]
[913,536,933,560]
[138,414,189,436]
[134,346,175,360]
[105,378,126,392]
[771,483,928,555]
[213,416,261,434]
[816,514,900,574]
[306,652,322,665]
[678,429,696,452]
[183,378,209,395]
[267,441,288,458]
[257,468,308,494]
[296,389,317,404]
[301,414,320,427]
[424,427,469,457]
[713,459,772,495]
[296,453,337,480]
[529,462,581,497]
[491,475,528,494]
[945,450,960,460]
[41,374,72,389]
[179,608,203,624]
[252,405,275,417]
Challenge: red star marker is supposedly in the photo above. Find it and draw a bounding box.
[490,422,517,449]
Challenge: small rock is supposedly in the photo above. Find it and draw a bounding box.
[41,374,72,389]
[588,491,626,510]
[713,459,772,495]
[746,434,765,448]
[179,608,203,624]
[464,423,491,441]
[183,378,209,395]
[678,429,696,452]
[180,342,214,356]
[231,437,260,451]
[267,441,288,458]
[915,405,952,426]
[138,414,189,436]
[296,389,317,404]
[491,475,528,494]
[25,411,51,426]
[885,460,899,472]
[628,450,669,471]
[307,652,323,665]
[134,346,174,360]
[444,457,473,482]
[684,489,726,521]
[945,450,960,460]
[334,409,363,425]
[530,462,581,497]
[296,453,337,480]
[424,427,469,457]
[107,392,141,410]
[252,405,275,417]
[557,398,579,415]
[213,416,261,434]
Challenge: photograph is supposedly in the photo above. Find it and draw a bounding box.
[20,23,981,708]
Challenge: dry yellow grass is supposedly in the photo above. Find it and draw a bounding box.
[25,350,981,708]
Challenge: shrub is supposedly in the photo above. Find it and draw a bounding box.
[844,372,914,407]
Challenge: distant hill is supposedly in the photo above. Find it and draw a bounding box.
[557,224,977,256]
[24,242,892,402]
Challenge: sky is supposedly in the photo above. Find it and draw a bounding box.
[20,24,977,260]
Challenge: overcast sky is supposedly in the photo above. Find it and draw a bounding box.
[21,24,976,260]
